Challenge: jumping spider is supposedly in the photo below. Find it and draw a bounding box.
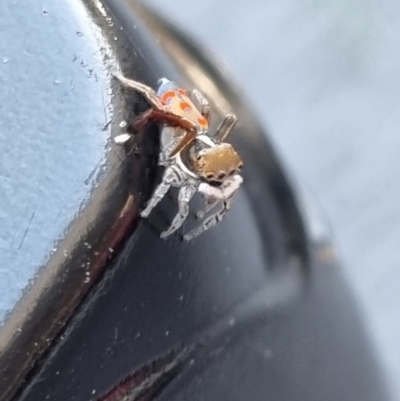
[114,73,243,241]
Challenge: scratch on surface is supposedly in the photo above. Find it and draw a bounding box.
[101,92,112,131]
[84,159,101,186]
[18,207,36,250]
[97,345,192,401]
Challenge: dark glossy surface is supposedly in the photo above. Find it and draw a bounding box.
[145,2,400,396]
[0,1,390,401]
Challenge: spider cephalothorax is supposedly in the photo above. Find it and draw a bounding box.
[190,143,243,183]
[114,73,243,241]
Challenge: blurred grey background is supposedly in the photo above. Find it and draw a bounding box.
[145,0,400,398]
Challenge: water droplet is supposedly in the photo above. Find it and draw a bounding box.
[43,9,48,14]
[54,79,60,85]
[2,58,8,64]
[119,120,127,128]
[76,31,83,37]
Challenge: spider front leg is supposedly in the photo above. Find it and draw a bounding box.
[160,183,198,239]
[184,176,242,240]
[194,182,220,219]
[184,198,233,242]
[141,167,180,218]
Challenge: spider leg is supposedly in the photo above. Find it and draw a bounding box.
[160,183,198,238]
[195,181,229,219]
[196,200,219,219]
[114,73,200,153]
[189,89,211,123]
[141,167,180,218]
[184,197,233,241]
[113,72,164,110]
[215,114,237,142]
[169,128,198,157]
[131,108,198,135]
[150,110,198,130]
[132,109,156,132]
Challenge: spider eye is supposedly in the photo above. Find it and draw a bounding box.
[217,172,225,180]
[206,173,214,179]
[229,170,235,175]
[238,162,243,169]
